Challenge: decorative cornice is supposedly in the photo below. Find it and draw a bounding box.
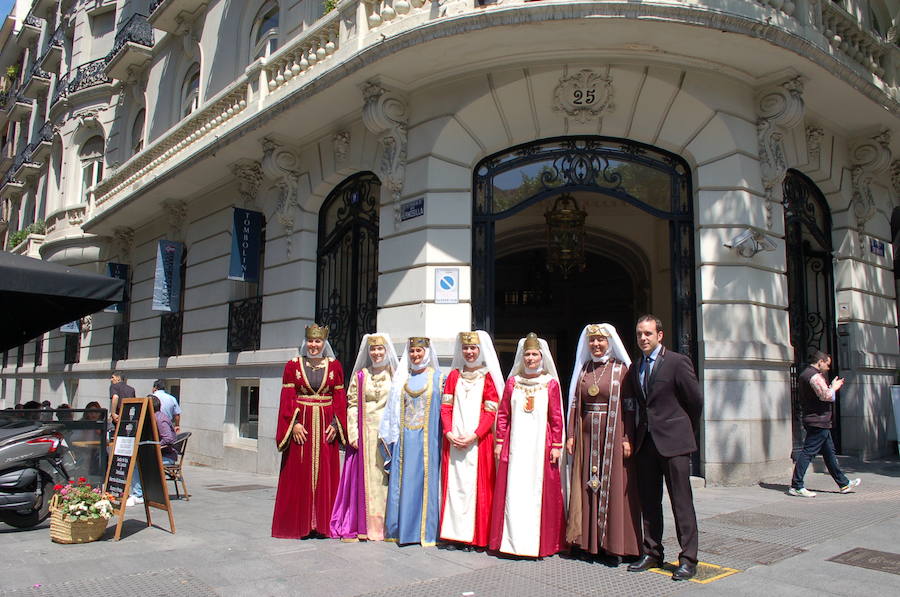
[756,77,805,229]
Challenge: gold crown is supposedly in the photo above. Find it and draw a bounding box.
[305,324,329,340]
[367,335,386,346]
[459,331,480,345]
[523,332,541,352]
[586,324,610,338]
[409,337,431,348]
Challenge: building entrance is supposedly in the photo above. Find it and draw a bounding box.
[472,137,697,391]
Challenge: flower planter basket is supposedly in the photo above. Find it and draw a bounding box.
[49,495,108,544]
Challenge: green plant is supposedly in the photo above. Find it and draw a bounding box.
[8,219,46,247]
[323,0,337,13]
[6,64,19,81]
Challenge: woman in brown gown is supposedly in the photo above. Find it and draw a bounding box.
[565,323,641,561]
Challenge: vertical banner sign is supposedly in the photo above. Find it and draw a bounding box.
[60,320,80,334]
[104,263,129,313]
[152,240,184,312]
[228,208,263,282]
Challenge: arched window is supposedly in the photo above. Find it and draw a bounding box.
[131,109,145,156]
[79,135,104,203]
[181,63,201,119]
[251,1,279,60]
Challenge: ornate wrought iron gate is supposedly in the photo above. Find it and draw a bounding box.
[472,136,697,362]
[316,172,380,362]
[783,169,839,453]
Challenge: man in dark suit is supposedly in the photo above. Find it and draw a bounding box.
[626,315,703,581]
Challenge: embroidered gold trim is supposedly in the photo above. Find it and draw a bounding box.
[283,383,295,388]
[441,393,455,404]
[277,407,301,451]
[484,400,499,412]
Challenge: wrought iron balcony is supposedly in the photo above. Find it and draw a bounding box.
[149,0,208,35]
[38,25,66,73]
[227,296,262,353]
[21,63,52,99]
[16,14,43,48]
[12,141,42,179]
[5,91,33,121]
[159,311,183,357]
[106,14,154,81]
[51,58,113,107]
[30,121,55,162]
[31,0,58,15]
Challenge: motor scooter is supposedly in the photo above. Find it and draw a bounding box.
[0,415,71,528]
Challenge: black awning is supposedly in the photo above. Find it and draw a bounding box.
[0,252,126,352]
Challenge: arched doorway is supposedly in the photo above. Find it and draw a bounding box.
[473,137,696,388]
[783,169,839,453]
[316,172,380,362]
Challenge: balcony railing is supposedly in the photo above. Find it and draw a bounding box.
[109,13,154,60]
[227,296,262,353]
[51,57,112,107]
[38,25,66,72]
[159,311,183,357]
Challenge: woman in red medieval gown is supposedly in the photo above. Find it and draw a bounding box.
[272,323,347,539]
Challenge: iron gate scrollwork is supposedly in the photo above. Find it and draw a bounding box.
[316,172,380,363]
[783,169,839,454]
[472,136,697,362]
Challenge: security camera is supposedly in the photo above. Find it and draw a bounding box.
[723,228,777,258]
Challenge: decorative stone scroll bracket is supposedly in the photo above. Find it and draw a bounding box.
[333,131,351,165]
[849,130,892,252]
[261,137,304,255]
[232,159,264,208]
[806,125,824,165]
[113,227,135,264]
[163,199,188,242]
[361,81,408,227]
[756,77,805,229]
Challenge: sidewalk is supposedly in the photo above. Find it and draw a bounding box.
[1,457,897,596]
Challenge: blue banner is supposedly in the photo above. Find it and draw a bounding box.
[104,263,129,313]
[152,240,184,312]
[228,207,263,282]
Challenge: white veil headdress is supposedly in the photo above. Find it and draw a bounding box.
[449,330,505,399]
[378,338,441,446]
[507,335,561,382]
[350,333,400,378]
[566,323,631,413]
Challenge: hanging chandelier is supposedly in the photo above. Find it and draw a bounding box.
[544,193,587,278]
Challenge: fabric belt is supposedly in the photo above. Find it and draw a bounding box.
[297,395,332,407]
[582,403,609,413]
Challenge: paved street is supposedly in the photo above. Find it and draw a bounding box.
[1,457,898,596]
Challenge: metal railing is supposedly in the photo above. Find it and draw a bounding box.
[51,57,112,107]
[109,13,154,60]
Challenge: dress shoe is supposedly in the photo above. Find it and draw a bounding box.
[627,554,662,572]
[671,561,697,581]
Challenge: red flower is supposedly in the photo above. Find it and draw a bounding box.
[67,480,74,485]
[77,477,87,483]
[54,484,63,491]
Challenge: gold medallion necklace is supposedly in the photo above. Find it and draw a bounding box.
[587,359,611,397]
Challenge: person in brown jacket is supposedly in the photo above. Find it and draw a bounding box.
[626,315,703,581]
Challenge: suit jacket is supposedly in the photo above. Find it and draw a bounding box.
[626,346,703,458]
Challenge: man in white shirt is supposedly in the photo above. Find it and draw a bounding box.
[152,380,182,432]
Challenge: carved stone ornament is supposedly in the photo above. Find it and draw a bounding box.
[80,315,92,335]
[361,81,408,226]
[113,227,135,264]
[163,199,188,241]
[261,137,304,253]
[891,160,900,200]
[756,77,805,229]
[333,131,351,164]
[806,125,824,164]
[232,159,264,207]
[849,130,892,240]
[553,69,614,124]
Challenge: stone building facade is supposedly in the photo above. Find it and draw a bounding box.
[1,0,898,484]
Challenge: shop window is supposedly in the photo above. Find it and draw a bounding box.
[238,383,259,440]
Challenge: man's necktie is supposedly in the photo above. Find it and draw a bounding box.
[642,356,652,396]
